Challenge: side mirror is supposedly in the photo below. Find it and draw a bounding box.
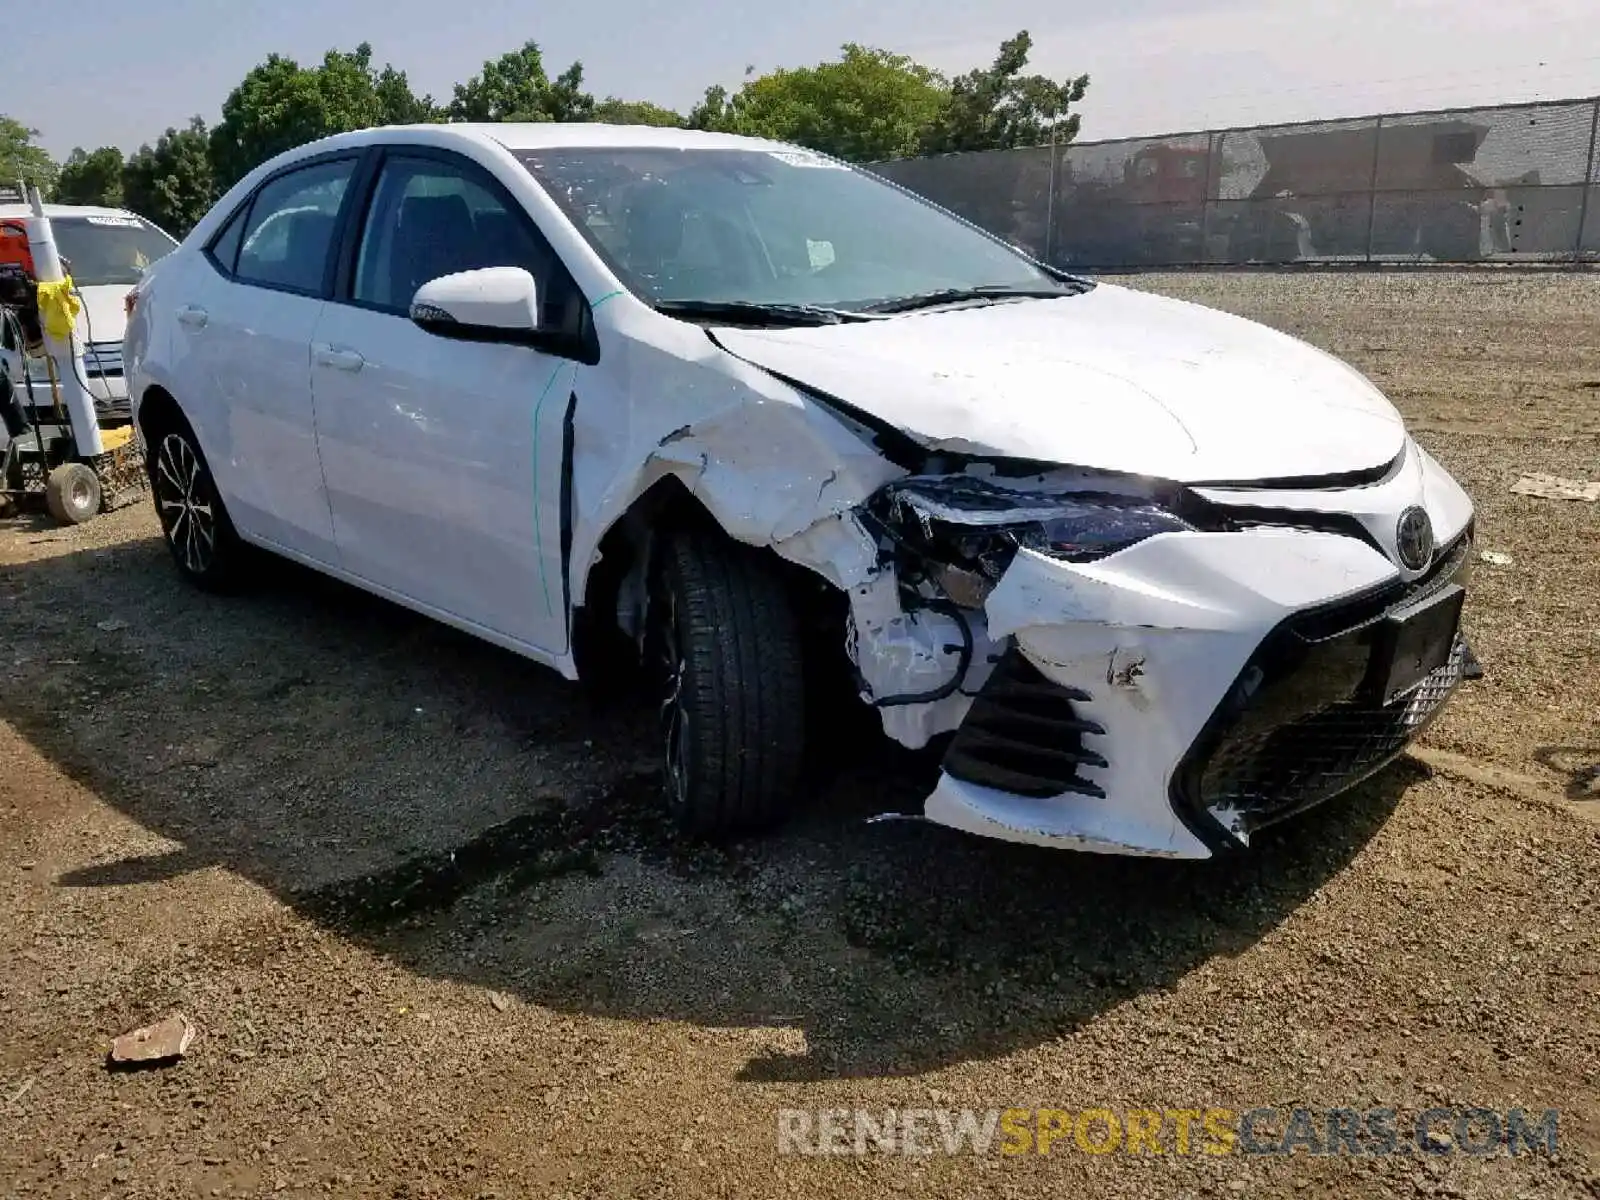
[410,267,540,343]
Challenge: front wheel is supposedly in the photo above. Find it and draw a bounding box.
[650,530,808,837]
[149,423,247,591]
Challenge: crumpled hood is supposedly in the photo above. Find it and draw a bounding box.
[711,282,1407,483]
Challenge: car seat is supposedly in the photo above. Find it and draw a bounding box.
[390,194,477,308]
[468,208,584,335]
[274,211,336,289]
[619,183,686,285]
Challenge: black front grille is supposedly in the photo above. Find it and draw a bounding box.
[94,395,131,425]
[76,342,130,424]
[942,648,1108,799]
[1195,636,1465,836]
[83,341,124,378]
[1175,532,1472,844]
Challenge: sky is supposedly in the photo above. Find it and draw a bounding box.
[10,0,1600,158]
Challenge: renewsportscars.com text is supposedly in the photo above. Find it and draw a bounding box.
[777,1106,1559,1158]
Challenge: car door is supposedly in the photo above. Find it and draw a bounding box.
[173,153,360,564]
[309,147,593,655]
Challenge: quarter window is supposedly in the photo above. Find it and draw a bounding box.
[234,158,356,293]
[206,203,248,274]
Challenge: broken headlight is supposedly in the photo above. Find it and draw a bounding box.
[1013,499,1194,560]
[878,475,1194,604]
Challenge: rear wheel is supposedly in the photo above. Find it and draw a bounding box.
[148,421,247,591]
[649,530,807,837]
[44,463,101,525]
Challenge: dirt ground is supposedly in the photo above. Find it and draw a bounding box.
[1,271,1597,1199]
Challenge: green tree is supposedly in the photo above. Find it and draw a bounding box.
[919,31,1089,154]
[209,42,435,189]
[688,47,946,162]
[448,41,594,123]
[589,98,684,128]
[54,146,125,206]
[0,116,58,193]
[686,85,734,133]
[122,118,216,237]
[375,64,439,125]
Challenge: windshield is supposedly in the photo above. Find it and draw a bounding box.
[516,146,1081,311]
[51,215,179,287]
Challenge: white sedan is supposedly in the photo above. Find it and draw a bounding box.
[124,122,1476,859]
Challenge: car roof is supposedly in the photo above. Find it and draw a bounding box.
[473,123,800,154]
[0,202,147,222]
[312,121,810,158]
[188,122,847,245]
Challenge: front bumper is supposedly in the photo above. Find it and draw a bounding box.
[4,344,130,425]
[922,523,1472,859]
[83,342,131,424]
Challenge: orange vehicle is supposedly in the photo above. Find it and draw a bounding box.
[0,218,37,274]
[0,218,46,350]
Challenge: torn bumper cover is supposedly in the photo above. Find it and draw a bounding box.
[846,478,1474,859]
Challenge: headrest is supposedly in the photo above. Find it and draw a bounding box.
[620,182,685,263]
[399,193,474,243]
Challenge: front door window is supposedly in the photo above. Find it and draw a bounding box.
[352,155,580,332]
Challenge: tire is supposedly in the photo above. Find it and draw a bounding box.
[147,419,248,591]
[650,529,807,837]
[44,462,101,525]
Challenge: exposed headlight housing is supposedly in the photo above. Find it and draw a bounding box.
[850,472,1196,710]
[1014,500,1193,561]
[881,474,1194,569]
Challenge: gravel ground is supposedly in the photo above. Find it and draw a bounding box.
[1,271,1597,1199]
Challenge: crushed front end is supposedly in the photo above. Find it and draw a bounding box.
[842,441,1475,859]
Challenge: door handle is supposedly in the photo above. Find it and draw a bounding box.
[313,343,365,373]
[176,305,208,329]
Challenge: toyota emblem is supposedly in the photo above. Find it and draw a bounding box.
[1395,506,1435,571]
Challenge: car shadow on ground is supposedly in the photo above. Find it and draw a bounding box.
[1532,746,1600,801]
[3,533,1412,1081]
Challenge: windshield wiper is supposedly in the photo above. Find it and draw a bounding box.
[862,283,1086,315]
[653,299,872,327]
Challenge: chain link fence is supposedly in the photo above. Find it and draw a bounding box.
[870,96,1600,268]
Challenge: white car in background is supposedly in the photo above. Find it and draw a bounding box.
[0,200,178,423]
[123,123,1477,859]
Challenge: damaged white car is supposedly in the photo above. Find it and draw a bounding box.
[124,123,1477,859]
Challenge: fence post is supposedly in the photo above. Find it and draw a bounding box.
[1364,114,1385,263]
[1045,131,1060,267]
[1573,98,1600,264]
[1199,130,1218,264]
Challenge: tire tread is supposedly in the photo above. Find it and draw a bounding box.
[664,530,806,835]
[44,463,101,525]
